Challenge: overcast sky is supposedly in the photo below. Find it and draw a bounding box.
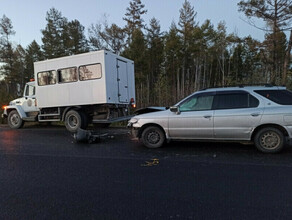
[0,0,265,47]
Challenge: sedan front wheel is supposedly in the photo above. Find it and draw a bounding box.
[141,126,165,149]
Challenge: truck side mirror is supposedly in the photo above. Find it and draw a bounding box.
[170,106,180,115]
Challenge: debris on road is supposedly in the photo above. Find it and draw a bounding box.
[73,128,105,144]
[141,158,159,167]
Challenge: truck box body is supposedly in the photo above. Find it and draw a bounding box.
[34,50,135,108]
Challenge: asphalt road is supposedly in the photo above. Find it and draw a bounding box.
[1,124,292,219]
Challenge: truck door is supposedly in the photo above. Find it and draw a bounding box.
[117,59,129,103]
[22,84,38,113]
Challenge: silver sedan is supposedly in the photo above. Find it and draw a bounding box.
[128,86,292,153]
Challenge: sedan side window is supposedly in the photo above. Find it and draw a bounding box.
[180,95,214,112]
[254,90,292,105]
[213,93,259,110]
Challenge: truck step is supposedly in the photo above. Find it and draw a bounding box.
[38,113,60,117]
[38,119,61,122]
[38,113,61,122]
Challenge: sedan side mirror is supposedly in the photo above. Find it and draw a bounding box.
[170,106,180,115]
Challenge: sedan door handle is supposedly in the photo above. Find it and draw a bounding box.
[204,115,212,119]
[251,113,260,117]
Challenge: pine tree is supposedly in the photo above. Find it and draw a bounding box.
[230,43,245,83]
[122,29,147,107]
[214,21,229,86]
[25,40,43,80]
[243,37,262,83]
[122,0,148,107]
[0,15,15,79]
[229,37,262,84]
[262,30,287,83]
[238,0,292,84]
[178,0,197,41]
[146,17,164,105]
[89,21,126,54]
[178,0,197,97]
[13,45,26,89]
[66,20,89,55]
[0,15,22,97]
[123,0,147,43]
[41,8,67,59]
[88,22,103,51]
[165,22,182,103]
[101,24,126,54]
[192,20,216,89]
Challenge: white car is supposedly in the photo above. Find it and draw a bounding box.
[128,85,292,153]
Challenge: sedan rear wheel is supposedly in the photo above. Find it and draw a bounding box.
[254,127,285,153]
[141,126,165,149]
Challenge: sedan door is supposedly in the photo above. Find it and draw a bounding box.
[213,91,263,140]
[168,93,215,139]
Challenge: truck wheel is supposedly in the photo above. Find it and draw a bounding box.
[254,127,285,153]
[8,110,24,129]
[65,110,85,133]
[141,126,165,149]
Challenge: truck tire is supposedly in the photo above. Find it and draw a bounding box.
[141,126,165,148]
[65,110,86,133]
[79,111,88,129]
[254,127,285,153]
[8,110,24,129]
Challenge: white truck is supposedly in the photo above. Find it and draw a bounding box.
[2,50,136,132]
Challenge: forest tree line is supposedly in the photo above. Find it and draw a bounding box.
[1,0,292,109]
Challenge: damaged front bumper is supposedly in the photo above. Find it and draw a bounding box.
[127,122,140,139]
[130,128,139,139]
